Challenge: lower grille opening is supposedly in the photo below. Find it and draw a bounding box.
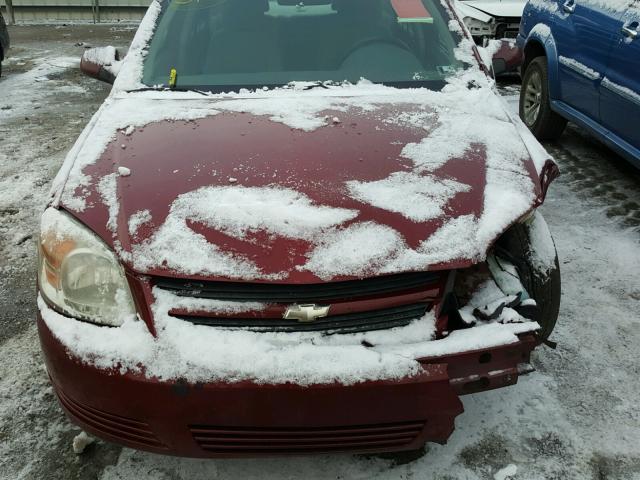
[190,420,426,454]
[56,389,165,449]
[172,303,430,334]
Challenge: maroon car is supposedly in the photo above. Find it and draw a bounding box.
[38,0,560,458]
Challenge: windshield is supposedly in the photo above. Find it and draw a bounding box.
[142,0,465,92]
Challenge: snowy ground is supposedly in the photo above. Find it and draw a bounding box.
[1,25,639,480]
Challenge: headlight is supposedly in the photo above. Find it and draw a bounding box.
[38,208,136,326]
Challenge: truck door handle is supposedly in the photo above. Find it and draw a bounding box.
[563,0,576,14]
[622,21,639,39]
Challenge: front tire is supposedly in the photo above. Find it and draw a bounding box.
[495,213,561,340]
[520,57,567,141]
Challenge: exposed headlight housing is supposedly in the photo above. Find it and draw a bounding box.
[463,17,495,37]
[38,208,136,326]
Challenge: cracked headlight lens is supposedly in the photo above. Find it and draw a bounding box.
[38,208,136,326]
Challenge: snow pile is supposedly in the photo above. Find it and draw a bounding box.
[39,286,539,385]
[494,464,518,480]
[162,185,358,240]
[458,277,533,327]
[347,172,471,222]
[72,431,94,454]
[301,222,406,280]
[0,56,80,121]
[132,186,358,279]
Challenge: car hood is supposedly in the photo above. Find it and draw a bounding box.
[53,84,556,283]
[457,0,526,19]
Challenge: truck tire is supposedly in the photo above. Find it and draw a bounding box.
[520,56,567,141]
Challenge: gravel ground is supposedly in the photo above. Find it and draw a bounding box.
[1,24,639,480]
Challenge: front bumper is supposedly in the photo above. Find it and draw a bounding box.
[38,315,539,457]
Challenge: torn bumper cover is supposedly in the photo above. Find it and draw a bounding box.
[38,316,539,457]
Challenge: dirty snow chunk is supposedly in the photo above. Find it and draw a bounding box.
[167,186,358,240]
[72,431,94,454]
[124,125,135,135]
[559,56,600,81]
[302,222,406,280]
[97,173,119,234]
[117,166,131,176]
[128,209,152,237]
[347,172,471,222]
[527,211,557,277]
[494,464,518,480]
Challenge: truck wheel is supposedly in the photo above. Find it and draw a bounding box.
[494,212,561,340]
[520,57,567,141]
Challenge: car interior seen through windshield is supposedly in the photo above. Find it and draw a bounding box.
[142,0,464,91]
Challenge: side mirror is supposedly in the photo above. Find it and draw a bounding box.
[80,46,122,84]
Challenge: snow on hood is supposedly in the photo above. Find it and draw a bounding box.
[50,74,556,282]
[48,0,556,283]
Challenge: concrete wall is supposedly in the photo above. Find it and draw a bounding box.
[1,0,149,22]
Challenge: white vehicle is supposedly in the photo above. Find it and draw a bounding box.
[455,0,526,45]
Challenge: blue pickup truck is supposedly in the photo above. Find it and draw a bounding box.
[517,0,640,168]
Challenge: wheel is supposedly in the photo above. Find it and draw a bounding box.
[520,56,567,141]
[494,213,561,340]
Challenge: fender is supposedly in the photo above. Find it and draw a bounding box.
[519,23,562,101]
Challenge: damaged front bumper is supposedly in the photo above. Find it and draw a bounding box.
[38,314,539,457]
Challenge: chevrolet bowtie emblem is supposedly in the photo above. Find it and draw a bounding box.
[283,304,330,322]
